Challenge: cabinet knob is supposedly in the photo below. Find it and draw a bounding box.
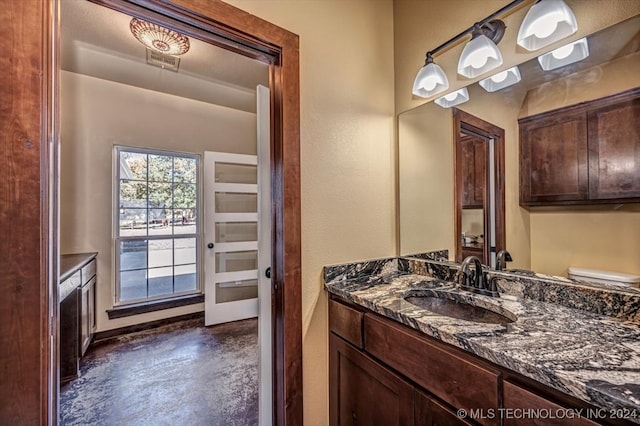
[351,411,357,421]
[207,243,214,249]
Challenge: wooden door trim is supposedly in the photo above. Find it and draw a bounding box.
[453,109,506,265]
[0,0,57,424]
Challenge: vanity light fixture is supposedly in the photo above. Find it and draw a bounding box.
[479,66,522,92]
[411,0,526,100]
[412,53,449,98]
[457,21,505,78]
[434,87,470,108]
[411,0,582,100]
[130,18,190,56]
[537,37,589,70]
[517,0,578,51]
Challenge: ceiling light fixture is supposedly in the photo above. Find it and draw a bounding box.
[130,18,190,56]
[537,37,589,70]
[517,0,578,51]
[434,88,470,108]
[479,66,522,92]
[412,53,449,98]
[457,21,505,78]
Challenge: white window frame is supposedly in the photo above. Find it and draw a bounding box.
[113,146,202,306]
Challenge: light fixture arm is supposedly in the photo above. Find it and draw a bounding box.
[423,0,527,59]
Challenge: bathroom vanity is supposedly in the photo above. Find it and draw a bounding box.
[59,252,97,382]
[325,255,640,425]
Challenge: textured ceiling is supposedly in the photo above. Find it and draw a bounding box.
[61,0,269,111]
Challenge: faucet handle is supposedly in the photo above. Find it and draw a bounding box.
[484,273,500,297]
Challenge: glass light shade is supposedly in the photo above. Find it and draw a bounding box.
[478,66,522,92]
[537,38,589,70]
[457,34,503,78]
[517,0,578,51]
[130,18,190,56]
[434,87,469,108]
[412,61,449,98]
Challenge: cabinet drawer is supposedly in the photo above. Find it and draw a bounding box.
[81,259,96,284]
[365,314,500,426]
[503,381,600,426]
[329,299,363,349]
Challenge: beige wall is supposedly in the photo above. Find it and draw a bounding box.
[224,1,397,424]
[521,53,640,276]
[60,70,257,331]
[394,0,640,114]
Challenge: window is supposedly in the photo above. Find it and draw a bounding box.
[115,147,200,304]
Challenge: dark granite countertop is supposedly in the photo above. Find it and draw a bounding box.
[324,258,640,422]
[60,252,97,281]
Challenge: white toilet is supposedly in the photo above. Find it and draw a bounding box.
[568,267,640,288]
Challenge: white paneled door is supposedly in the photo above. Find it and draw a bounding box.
[204,151,259,325]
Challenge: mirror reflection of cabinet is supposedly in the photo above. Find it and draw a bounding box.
[519,88,640,206]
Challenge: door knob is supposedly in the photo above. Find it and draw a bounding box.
[207,243,214,249]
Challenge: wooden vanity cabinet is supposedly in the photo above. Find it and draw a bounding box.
[519,89,640,206]
[60,253,97,382]
[329,299,484,426]
[329,297,621,426]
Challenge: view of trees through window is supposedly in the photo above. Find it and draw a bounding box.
[116,148,200,303]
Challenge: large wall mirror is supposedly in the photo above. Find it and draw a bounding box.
[398,15,640,276]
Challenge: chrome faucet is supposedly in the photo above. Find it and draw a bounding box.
[459,255,499,297]
[496,250,513,271]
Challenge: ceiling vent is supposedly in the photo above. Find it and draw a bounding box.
[146,48,180,72]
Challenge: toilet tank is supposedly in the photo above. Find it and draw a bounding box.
[568,267,640,288]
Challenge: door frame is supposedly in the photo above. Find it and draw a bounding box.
[0,0,302,424]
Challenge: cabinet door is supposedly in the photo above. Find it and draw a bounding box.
[89,276,96,333]
[80,276,96,356]
[330,333,414,426]
[60,283,80,383]
[588,94,640,200]
[415,390,472,426]
[461,137,486,208]
[80,282,90,356]
[519,110,588,205]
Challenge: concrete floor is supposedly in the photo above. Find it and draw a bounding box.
[60,318,258,426]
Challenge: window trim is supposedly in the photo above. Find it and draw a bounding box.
[113,145,202,307]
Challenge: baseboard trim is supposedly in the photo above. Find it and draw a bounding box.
[93,311,204,345]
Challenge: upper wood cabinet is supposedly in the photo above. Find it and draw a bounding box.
[519,89,640,206]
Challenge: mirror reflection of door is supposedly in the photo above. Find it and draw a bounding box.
[454,109,506,267]
[460,132,486,262]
